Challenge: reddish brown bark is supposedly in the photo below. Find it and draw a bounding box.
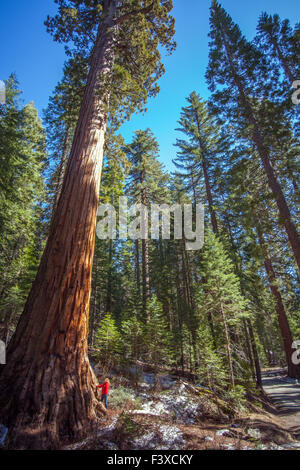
[52,126,72,215]
[90,249,100,346]
[0,2,120,449]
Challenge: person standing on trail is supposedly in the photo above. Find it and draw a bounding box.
[96,378,110,409]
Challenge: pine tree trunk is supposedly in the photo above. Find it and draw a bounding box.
[256,225,300,379]
[222,29,300,272]
[141,182,150,317]
[184,248,199,369]
[0,1,120,449]
[243,319,256,381]
[194,115,219,234]
[201,156,219,234]
[142,238,150,317]
[247,319,262,387]
[135,239,141,295]
[175,252,185,374]
[220,302,235,387]
[106,238,113,314]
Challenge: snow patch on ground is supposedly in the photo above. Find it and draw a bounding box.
[216,429,232,437]
[132,425,185,450]
[130,386,201,424]
[101,417,119,435]
[282,442,300,449]
[222,443,236,450]
[159,425,185,449]
[132,431,157,450]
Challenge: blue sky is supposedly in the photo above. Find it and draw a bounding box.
[0,0,299,171]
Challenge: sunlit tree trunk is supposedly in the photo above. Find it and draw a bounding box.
[52,126,72,214]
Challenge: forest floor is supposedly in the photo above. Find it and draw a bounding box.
[65,367,300,451]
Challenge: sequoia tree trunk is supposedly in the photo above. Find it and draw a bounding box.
[0,1,120,449]
[52,125,72,215]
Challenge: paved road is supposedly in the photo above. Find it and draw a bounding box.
[262,368,300,432]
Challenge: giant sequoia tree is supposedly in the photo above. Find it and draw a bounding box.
[44,55,88,215]
[0,0,175,449]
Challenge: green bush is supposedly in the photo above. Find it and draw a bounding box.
[109,386,141,410]
[223,385,247,413]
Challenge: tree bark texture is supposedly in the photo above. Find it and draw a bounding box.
[0,1,120,449]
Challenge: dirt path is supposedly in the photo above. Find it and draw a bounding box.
[262,368,300,434]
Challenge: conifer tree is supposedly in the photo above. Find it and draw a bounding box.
[206,1,300,271]
[173,91,225,233]
[256,13,300,84]
[143,296,173,384]
[200,233,249,387]
[44,55,87,214]
[125,129,168,316]
[235,161,299,378]
[121,315,144,385]
[93,313,122,371]
[0,77,47,345]
[0,1,175,449]
[223,143,300,379]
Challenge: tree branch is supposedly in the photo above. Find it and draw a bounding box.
[114,3,155,25]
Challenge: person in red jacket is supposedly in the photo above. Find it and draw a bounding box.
[96,378,110,409]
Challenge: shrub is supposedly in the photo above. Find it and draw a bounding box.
[109,386,141,410]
